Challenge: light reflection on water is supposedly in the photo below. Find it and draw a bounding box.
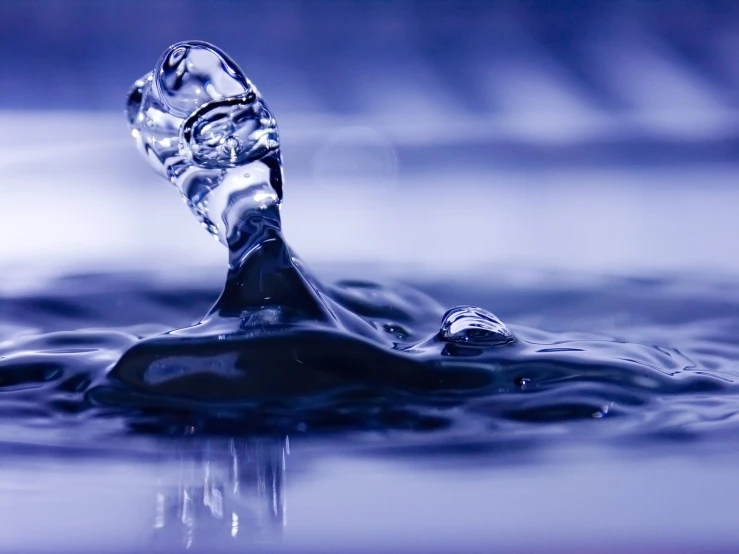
[152,438,287,550]
[1,436,739,553]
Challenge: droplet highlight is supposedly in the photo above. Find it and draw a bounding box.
[439,306,514,347]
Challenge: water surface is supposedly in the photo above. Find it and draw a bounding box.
[1,269,739,552]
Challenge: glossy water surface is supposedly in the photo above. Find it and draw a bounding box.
[2,271,739,553]
[3,270,739,441]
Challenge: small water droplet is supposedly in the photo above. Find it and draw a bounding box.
[221,136,242,159]
[439,306,514,347]
[515,377,531,388]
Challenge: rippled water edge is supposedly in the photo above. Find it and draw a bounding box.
[1,269,739,552]
[1,269,739,458]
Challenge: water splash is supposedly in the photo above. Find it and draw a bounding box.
[108,40,737,417]
[0,272,738,438]
[126,41,282,251]
[122,40,512,377]
[0,40,734,440]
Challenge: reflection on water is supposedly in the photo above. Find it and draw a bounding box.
[3,434,739,553]
[152,438,287,550]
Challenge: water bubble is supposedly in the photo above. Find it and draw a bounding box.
[125,41,282,246]
[515,377,531,389]
[221,136,242,159]
[439,306,514,347]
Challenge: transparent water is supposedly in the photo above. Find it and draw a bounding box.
[2,41,739,553]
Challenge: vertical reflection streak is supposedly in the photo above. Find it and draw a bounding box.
[153,437,287,548]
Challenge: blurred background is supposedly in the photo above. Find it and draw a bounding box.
[1,0,738,285]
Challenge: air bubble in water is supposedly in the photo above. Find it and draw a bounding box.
[439,306,514,347]
[221,136,242,158]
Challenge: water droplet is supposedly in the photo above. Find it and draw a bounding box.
[515,377,531,388]
[125,40,283,247]
[221,136,242,159]
[439,306,514,347]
